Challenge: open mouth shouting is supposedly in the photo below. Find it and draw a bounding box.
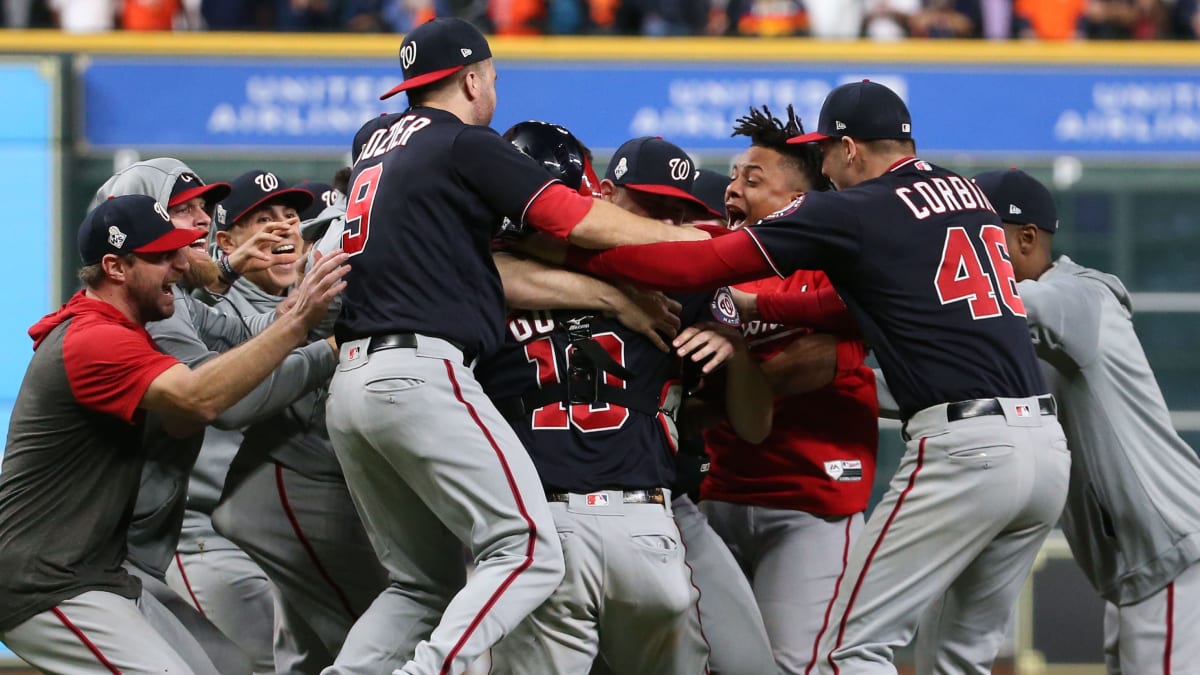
[725,202,747,230]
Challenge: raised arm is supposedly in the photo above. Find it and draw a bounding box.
[566,230,774,293]
[140,251,348,435]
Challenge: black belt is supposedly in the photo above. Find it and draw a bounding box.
[545,488,666,506]
[946,396,1056,421]
[365,333,477,366]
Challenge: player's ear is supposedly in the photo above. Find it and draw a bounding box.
[101,253,130,283]
[214,229,237,255]
[598,179,617,201]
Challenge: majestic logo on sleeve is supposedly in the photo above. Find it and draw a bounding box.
[709,287,741,327]
[108,226,127,248]
[254,172,280,192]
[401,42,418,69]
[613,157,628,180]
[825,460,863,482]
[668,157,691,182]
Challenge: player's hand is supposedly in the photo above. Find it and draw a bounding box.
[670,226,714,242]
[287,249,350,331]
[228,220,302,275]
[673,321,743,374]
[729,287,759,322]
[612,286,682,352]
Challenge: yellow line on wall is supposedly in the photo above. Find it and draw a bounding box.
[2,29,1200,64]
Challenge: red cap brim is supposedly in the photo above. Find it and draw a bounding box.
[786,131,831,144]
[170,182,232,208]
[379,65,465,100]
[134,227,207,254]
[624,183,711,211]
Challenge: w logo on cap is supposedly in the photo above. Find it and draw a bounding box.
[401,42,418,69]
[254,172,280,192]
[153,202,170,222]
[668,157,691,182]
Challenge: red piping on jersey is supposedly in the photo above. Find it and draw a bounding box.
[441,359,539,675]
[805,516,855,675]
[675,519,713,675]
[51,607,122,674]
[173,553,206,617]
[1165,581,1174,674]
[742,228,785,279]
[826,437,927,674]
[886,156,918,173]
[274,463,358,619]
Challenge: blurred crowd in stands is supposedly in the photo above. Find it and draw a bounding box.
[4,0,1199,39]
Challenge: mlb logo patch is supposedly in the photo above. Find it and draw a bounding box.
[1014,405,1031,418]
[347,346,361,361]
[585,493,609,507]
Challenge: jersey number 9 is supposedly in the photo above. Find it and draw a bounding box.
[342,164,384,257]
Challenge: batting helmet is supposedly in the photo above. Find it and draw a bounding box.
[502,120,599,196]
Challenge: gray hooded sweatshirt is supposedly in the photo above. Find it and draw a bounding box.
[178,277,342,555]
[92,158,337,577]
[1019,255,1200,605]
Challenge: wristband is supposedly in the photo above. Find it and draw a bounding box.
[218,255,240,285]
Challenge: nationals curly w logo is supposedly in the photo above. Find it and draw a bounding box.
[401,42,418,70]
[668,157,691,182]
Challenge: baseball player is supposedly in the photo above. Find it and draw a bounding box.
[481,131,772,674]
[692,106,878,675]
[964,169,1200,673]
[562,80,1071,675]
[92,158,338,675]
[166,170,319,674]
[210,169,389,674]
[0,195,348,674]
[325,17,709,675]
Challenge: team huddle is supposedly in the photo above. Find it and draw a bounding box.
[2,15,1199,675]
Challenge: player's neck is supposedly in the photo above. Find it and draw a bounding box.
[415,97,480,126]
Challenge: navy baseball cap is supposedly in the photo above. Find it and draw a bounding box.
[788,80,912,144]
[169,172,231,209]
[214,170,314,231]
[605,137,708,210]
[380,18,492,100]
[297,181,338,222]
[973,168,1059,233]
[690,169,730,219]
[79,195,206,265]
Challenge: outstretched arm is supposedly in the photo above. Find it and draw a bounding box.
[566,230,774,293]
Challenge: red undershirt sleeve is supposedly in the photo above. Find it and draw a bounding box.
[834,337,868,378]
[565,229,772,293]
[63,322,179,424]
[526,183,595,241]
[756,284,858,333]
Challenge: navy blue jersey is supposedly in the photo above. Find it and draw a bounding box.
[476,292,730,493]
[746,157,1045,418]
[334,107,560,355]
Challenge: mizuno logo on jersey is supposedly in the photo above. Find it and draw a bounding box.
[825,460,863,482]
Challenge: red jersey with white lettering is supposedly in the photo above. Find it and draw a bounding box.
[702,271,878,515]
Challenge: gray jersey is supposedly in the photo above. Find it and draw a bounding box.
[1019,255,1200,605]
[128,287,337,573]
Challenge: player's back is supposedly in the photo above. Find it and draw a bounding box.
[334,107,555,356]
[748,158,1045,418]
[477,294,718,493]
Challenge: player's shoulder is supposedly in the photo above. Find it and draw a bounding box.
[756,188,858,228]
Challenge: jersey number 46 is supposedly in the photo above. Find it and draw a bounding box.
[934,224,1025,319]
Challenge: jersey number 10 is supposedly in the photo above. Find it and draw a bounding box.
[934,224,1026,319]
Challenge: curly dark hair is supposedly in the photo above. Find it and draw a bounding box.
[731,105,832,192]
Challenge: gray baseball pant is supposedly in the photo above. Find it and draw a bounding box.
[674,494,779,675]
[215,461,390,673]
[324,336,564,675]
[820,397,1070,675]
[1104,559,1200,674]
[702,499,862,674]
[0,590,215,675]
[492,492,708,674]
[167,543,276,673]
